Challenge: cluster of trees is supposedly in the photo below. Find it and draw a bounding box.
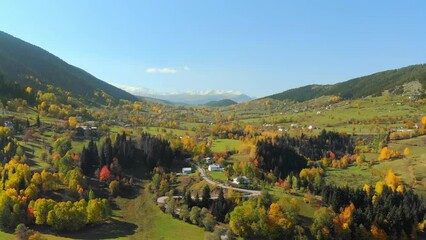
[161,185,229,231]
[181,187,235,224]
[0,135,18,162]
[318,184,426,239]
[0,157,109,231]
[152,171,234,232]
[256,130,354,179]
[0,74,36,107]
[256,138,307,179]
[28,198,110,231]
[378,146,401,161]
[80,132,178,179]
[229,192,305,239]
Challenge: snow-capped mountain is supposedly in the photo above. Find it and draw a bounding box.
[115,85,253,105]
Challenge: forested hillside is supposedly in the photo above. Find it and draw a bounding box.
[0,31,136,104]
[267,64,426,101]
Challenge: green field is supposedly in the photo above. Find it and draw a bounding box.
[211,139,241,152]
[208,171,229,182]
[325,165,381,189]
[0,231,13,240]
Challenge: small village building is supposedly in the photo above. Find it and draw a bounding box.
[182,167,192,175]
[208,164,224,171]
[233,176,251,185]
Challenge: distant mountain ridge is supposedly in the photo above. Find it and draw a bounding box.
[0,31,136,103]
[204,99,237,107]
[266,64,426,102]
[118,85,253,105]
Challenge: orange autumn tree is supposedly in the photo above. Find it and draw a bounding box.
[422,116,426,126]
[99,166,111,181]
[333,203,355,238]
[371,224,388,240]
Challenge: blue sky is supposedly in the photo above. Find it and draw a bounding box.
[1,1,426,97]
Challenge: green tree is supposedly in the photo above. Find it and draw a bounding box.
[87,199,110,224]
[53,137,72,156]
[201,185,211,208]
[179,204,190,222]
[109,180,120,196]
[229,201,268,239]
[33,198,56,225]
[310,207,335,240]
[47,200,87,231]
[0,193,20,229]
[202,211,217,231]
[189,206,201,225]
[88,189,95,200]
[55,153,75,174]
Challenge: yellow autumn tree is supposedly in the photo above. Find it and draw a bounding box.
[375,181,385,196]
[25,86,33,95]
[422,116,426,126]
[384,169,400,192]
[403,147,410,157]
[181,136,196,152]
[396,185,404,193]
[68,116,78,128]
[378,147,391,161]
[363,184,371,195]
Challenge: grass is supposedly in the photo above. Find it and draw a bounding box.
[208,171,229,182]
[117,187,208,240]
[325,165,381,189]
[211,139,241,152]
[0,231,14,240]
[227,154,250,164]
[326,135,426,196]
[265,186,317,221]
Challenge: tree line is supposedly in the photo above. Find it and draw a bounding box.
[80,132,178,178]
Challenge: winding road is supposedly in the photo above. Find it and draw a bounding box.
[157,165,261,205]
[195,165,261,197]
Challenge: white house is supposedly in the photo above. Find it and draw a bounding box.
[308,125,318,130]
[205,157,212,164]
[4,121,13,129]
[182,167,192,175]
[233,176,251,185]
[208,164,224,171]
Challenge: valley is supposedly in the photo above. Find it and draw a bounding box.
[0,7,426,239]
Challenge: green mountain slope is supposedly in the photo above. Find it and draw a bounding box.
[267,64,426,102]
[0,31,136,103]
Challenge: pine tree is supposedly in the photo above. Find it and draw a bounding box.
[201,185,211,209]
[36,115,40,128]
